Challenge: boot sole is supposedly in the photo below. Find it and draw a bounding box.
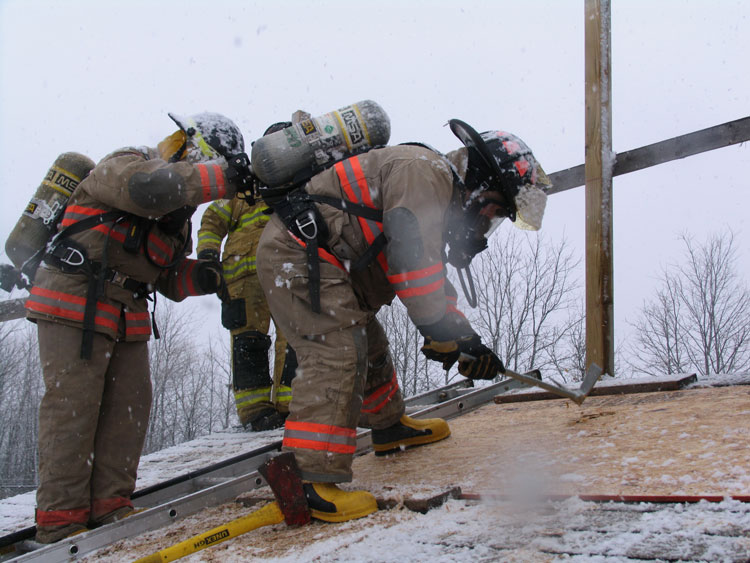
[373,426,451,456]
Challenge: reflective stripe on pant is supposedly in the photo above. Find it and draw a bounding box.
[35,320,151,527]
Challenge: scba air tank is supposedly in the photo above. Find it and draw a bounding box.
[5,152,95,270]
[251,100,391,187]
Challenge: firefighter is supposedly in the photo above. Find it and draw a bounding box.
[256,119,549,522]
[196,119,305,432]
[25,112,253,544]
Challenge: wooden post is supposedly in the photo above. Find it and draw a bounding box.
[585,0,614,376]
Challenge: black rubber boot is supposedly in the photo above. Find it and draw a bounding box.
[245,408,287,432]
[371,415,450,456]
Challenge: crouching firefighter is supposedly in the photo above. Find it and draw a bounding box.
[196,119,304,432]
[255,118,549,523]
[25,112,254,544]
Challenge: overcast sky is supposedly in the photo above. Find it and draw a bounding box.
[1,0,748,355]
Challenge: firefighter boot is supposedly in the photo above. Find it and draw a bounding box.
[371,415,450,456]
[233,331,277,430]
[34,522,88,544]
[303,483,378,523]
[246,407,287,431]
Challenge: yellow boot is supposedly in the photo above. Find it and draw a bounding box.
[371,414,450,456]
[303,483,378,523]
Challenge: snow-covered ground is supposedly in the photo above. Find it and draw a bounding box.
[2,375,749,561]
[0,426,284,535]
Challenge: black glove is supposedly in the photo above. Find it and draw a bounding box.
[421,334,504,380]
[195,260,224,294]
[197,248,220,263]
[224,153,256,200]
[0,264,28,292]
[457,343,505,380]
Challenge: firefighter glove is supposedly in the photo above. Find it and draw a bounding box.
[224,153,256,199]
[196,260,224,294]
[422,334,504,380]
[197,248,220,264]
[457,344,504,380]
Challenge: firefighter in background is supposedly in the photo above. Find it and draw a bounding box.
[256,119,549,522]
[196,118,305,432]
[25,112,252,544]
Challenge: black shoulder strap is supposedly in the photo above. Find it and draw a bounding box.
[306,193,383,223]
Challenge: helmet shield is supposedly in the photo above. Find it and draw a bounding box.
[448,119,550,231]
[168,112,244,163]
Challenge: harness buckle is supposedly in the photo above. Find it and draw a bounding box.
[108,270,128,287]
[59,247,86,267]
[295,210,318,240]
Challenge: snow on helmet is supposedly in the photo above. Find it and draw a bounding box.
[168,112,245,163]
[449,119,549,230]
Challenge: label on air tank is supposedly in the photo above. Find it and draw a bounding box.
[311,113,345,165]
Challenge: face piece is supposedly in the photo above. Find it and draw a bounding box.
[446,191,503,269]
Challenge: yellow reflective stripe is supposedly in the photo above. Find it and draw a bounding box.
[186,117,218,158]
[223,256,257,280]
[275,386,292,404]
[197,232,223,246]
[237,209,269,229]
[208,200,233,221]
[235,387,272,408]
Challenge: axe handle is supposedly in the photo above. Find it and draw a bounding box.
[133,501,284,563]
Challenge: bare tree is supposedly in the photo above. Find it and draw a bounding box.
[467,230,584,378]
[0,320,43,499]
[377,302,443,396]
[379,230,585,393]
[628,231,750,376]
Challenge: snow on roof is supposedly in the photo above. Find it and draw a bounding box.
[2,374,749,561]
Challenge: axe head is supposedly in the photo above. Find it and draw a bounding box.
[258,453,311,526]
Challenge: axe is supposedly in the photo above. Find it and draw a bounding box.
[134,453,310,563]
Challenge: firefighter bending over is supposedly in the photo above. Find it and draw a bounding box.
[256,118,549,522]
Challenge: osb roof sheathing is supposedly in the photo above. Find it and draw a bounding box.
[82,380,750,561]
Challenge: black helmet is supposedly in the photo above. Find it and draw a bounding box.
[449,119,547,223]
[445,119,549,276]
[168,112,245,162]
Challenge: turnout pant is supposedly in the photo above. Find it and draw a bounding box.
[35,320,151,529]
[257,218,405,482]
[225,274,293,424]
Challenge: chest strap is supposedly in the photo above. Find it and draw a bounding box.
[271,189,386,313]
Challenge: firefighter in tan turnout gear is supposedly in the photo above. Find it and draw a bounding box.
[196,120,302,431]
[25,112,253,544]
[256,118,549,522]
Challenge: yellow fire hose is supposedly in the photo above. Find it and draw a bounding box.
[132,501,284,563]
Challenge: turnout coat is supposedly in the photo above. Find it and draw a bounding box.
[26,146,232,339]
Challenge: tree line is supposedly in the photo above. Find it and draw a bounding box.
[1,229,748,500]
